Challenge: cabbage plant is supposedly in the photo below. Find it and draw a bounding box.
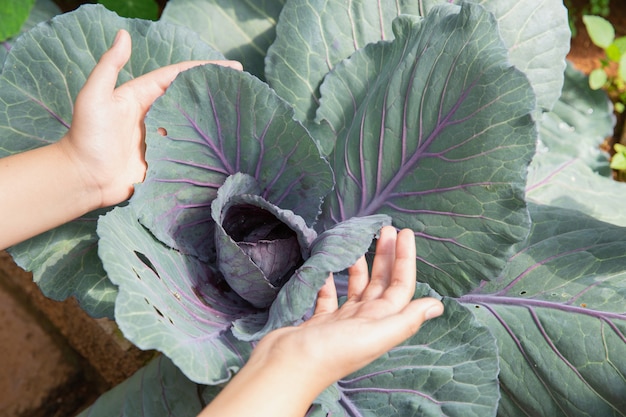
[0,0,624,416]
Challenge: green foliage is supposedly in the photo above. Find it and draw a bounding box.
[585,0,610,16]
[98,0,160,20]
[612,143,626,169]
[583,15,626,113]
[566,0,610,37]
[0,0,36,41]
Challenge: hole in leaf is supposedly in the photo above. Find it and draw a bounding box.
[157,127,167,136]
[520,290,527,295]
[134,251,160,279]
[153,306,164,318]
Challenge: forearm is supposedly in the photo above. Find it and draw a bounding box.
[0,139,99,250]
[198,353,327,417]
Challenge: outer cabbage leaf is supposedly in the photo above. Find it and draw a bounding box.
[0,4,224,318]
[318,4,536,297]
[421,0,570,112]
[136,64,333,261]
[161,0,284,79]
[459,204,626,416]
[266,0,421,126]
[309,288,500,417]
[81,295,500,417]
[97,205,254,384]
[77,356,204,417]
[527,63,626,227]
[478,0,569,112]
[266,0,568,138]
[98,202,392,382]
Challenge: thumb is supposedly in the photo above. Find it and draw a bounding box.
[83,29,132,95]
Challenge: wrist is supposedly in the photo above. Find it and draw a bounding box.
[52,137,103,212]
[199,339,330,417]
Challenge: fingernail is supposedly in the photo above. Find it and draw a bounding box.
[425,302,444,320]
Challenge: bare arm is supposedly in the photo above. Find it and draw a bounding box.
[0,29,241,250]
[199,226,444,417]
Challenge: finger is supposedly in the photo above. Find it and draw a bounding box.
[313,273,338,315]
[363,297,444,355]
[381,228,417,306]
[119,60,243,111]
[208,60,243,71]
[346,256,369,301]
[399,297,444,334]
[360,226,397,300]
[82,29,132,97]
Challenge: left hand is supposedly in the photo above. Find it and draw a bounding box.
[57,29,242,208]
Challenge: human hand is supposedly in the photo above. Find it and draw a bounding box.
[250,225,444,392]
[56,29,242,209]
[198,226,444,417]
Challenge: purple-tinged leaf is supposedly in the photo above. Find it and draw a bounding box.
[317,3,536,297]
[137,64,333,261]
[77,355,204,417]
[458,204,626,416]
[212,173,317,308]
[309,288,500,417]
[161,0,285,80]
[0,4,223,318]
[266,0,422,126]
[527,63,626,227]
[234,214,392,341]
[97,205,254,384]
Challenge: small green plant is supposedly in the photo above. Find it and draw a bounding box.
[583,14,626,112]
[610,143,626,180]
[566,0,610,37]
[0,0,35,41]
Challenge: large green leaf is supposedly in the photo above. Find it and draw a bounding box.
[267,0,568,134]
[160,0,285,79]
[78,355,205,417]
[0,4,225,318]
[98,0,160,20]
[527,63,626,227]
[459,204,626,416]
[442,0,570,112]
[266,0,421,125]
[318,4,536,297]
[81,293,500,417]
[98,204,254,384]
[0,0,61,71]
[0,0,35,42]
